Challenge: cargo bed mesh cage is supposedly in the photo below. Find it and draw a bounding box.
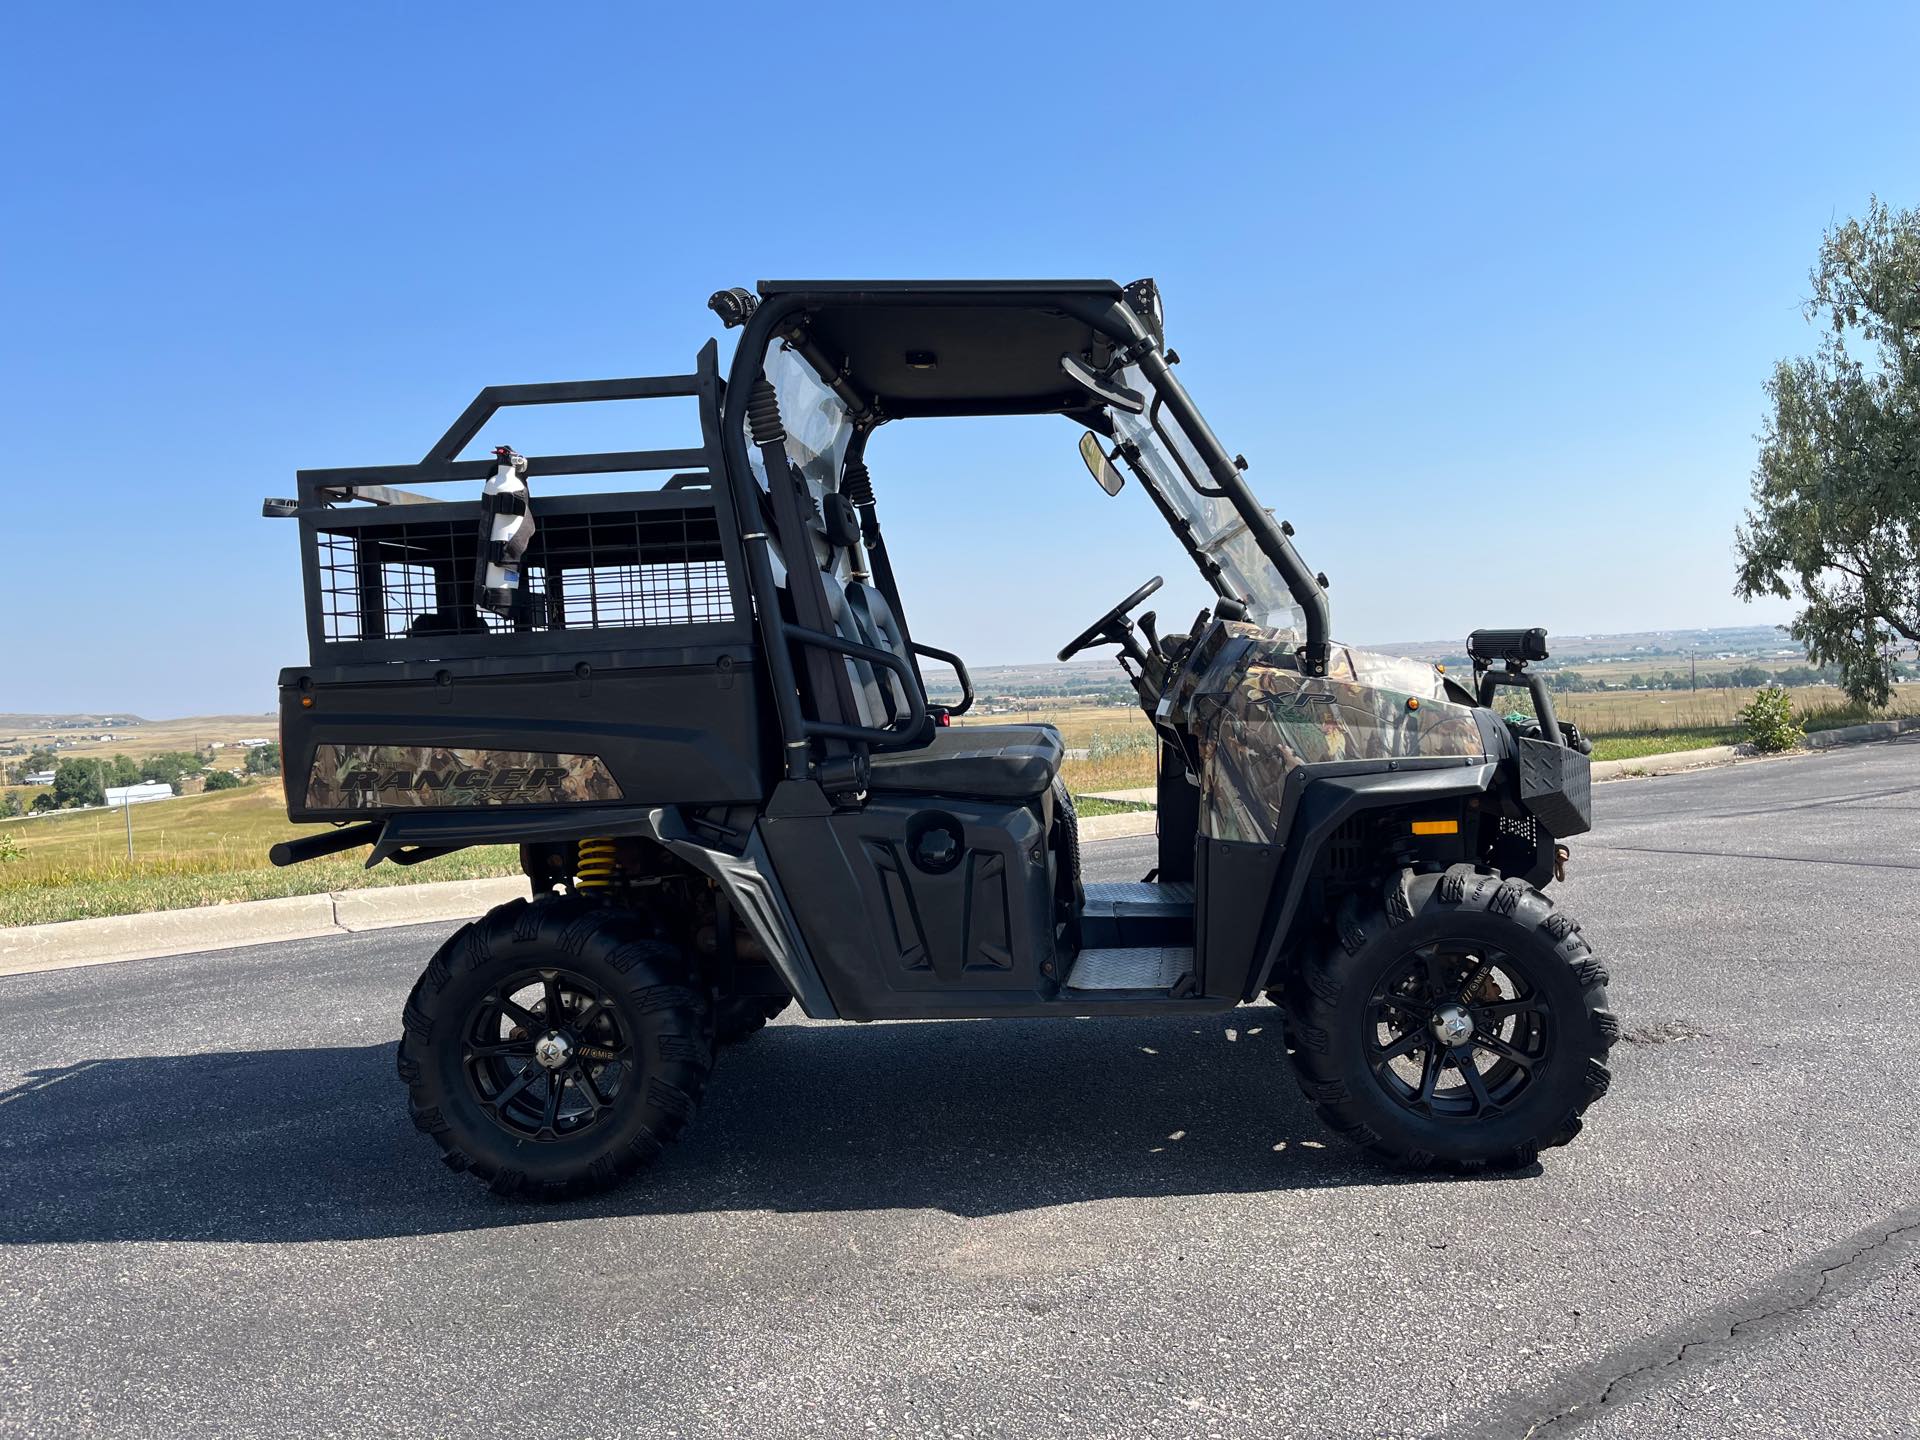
[287,340,751,664]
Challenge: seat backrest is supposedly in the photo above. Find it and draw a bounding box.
[844,579,914,720]
[820,572,891,728]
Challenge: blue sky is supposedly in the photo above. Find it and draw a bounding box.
[5,3,1916,716]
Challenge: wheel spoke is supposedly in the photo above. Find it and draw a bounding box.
[1479,996,1549,1024]
[572,996,606,1033]
[1420,947,1458,994]
[1455,1050,1499,1114]
[468,1040,536,1060]
[541,1071,564,1132]
[1371,1028,1426,1066]
[542,973,567,1022]
[571,1063,607,1113]
[496,996,539,1031]
[1416,1047,1445,1108]
[1470,1031,1536,1072]
[492,1066,538,1111]
[1376,989,1432,1021]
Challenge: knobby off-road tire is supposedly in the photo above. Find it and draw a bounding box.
[396,896,713,1198]
[714,993,791,1045]
[1287,866,1617,1171]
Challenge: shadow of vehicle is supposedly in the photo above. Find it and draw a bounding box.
[0,1013,1533,1246]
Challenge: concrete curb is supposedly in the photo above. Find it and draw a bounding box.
[1802,717,1920,748]
[0,877,529,979]
[1591,745,1745,782]
[1077,811,1157,842]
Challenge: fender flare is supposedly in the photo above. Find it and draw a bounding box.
[1243,761,1501,1000]
[369,804,839,1019]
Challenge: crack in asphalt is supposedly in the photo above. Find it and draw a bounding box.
[1581,842,1920,872]
[1460,1208,1920,1438]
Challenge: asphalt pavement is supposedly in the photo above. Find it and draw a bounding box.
[4,740,1919,1438]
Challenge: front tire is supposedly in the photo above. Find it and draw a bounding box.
[396,896,713,1198]
[1287,866,1616,1170]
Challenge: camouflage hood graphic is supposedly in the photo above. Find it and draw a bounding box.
[1178,623,1485,844]
[307,745,623,810]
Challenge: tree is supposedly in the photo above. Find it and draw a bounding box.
[50,759,105,809]
[245,742,281,777]
[30,793,58,813]
[0,791,21,818]
[1737,198,1920,707]
[106,754,140,788]
[203,769,245,791]
[140,751,205,786]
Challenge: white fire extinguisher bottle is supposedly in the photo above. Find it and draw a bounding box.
[477,446,533,616]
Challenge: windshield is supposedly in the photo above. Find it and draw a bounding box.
[1107,366,1304,637]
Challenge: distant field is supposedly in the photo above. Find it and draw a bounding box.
[1524,682,1920,734]
[957,702,1158,793]
[2,713,275,762]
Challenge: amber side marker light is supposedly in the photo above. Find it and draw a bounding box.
[1411,819,1459,836]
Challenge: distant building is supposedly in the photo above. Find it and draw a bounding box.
[23,771,54,786]
[105,781,173,808]
[237,738,271,749]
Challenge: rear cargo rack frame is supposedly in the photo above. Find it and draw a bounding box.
[291,339,756,666]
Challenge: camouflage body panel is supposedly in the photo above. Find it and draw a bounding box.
[306,744,624,810]
[1186,623,1484,844]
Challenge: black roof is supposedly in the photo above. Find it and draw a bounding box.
[752,279,1128,418]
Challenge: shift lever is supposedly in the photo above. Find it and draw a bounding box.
[1137,610,1162,658]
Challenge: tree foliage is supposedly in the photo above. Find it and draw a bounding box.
[244,742,281,776]
[50,759,105,809]
[202,769,245,792]
[140,751,205,786]
[1737,197,1920,707]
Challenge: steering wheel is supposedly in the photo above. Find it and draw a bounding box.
[1057,576,1165,661]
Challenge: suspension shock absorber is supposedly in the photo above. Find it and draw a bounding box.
[575,837,617,891]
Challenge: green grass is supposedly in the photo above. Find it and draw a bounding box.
[1071,796,1155,817]
[1586,727,1743,762]
[1795,698,1920,733]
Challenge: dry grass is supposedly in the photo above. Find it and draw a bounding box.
[0,783,518,926]
[1546,682,1920,734]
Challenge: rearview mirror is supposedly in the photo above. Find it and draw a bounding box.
[1060,353,1146,414]
[1079,432,1126,496]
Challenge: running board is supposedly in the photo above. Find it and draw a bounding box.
[1065,946,1196,994]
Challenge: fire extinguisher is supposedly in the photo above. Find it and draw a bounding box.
[475,446,534,618]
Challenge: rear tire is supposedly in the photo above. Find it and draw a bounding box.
[1287,866,1615,1171]
[396,896,713,1198]
[714,993,791,1045]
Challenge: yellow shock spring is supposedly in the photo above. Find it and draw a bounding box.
[575,837,617,890]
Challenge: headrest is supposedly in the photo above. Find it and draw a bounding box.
[820,492,861,550]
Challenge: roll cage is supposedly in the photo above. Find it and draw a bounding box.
[716,278,1334,784]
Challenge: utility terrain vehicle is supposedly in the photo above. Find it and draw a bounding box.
[269,279,1614,1196]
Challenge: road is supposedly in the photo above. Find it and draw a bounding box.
[4,740,1919,1438]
